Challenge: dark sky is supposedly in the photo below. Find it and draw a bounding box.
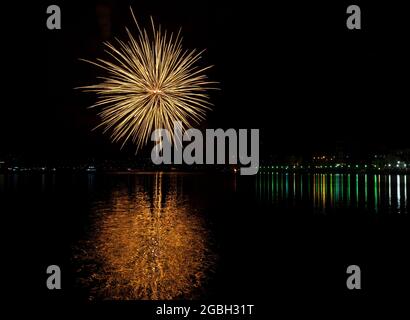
[1,0,409,161]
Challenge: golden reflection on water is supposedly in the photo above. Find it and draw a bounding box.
[75,173,214,300]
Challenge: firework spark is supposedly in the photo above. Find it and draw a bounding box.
[79,9,216,151]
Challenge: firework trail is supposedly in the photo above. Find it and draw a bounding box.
[79,8,216,151]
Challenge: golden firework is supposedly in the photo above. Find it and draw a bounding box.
[79,9,216,151]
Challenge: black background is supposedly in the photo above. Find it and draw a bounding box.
[2,0,409,160]
[1,0,409,318]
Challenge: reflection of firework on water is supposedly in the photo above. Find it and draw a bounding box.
[74,174,215,300]
[79,8,216,151]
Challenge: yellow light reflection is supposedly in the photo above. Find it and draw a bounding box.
[74,173,214,300]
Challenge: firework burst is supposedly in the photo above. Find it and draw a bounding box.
[79,9,216,151]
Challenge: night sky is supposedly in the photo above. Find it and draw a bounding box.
[2,0,409,161]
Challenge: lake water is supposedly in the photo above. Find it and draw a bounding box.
[256,173,408,214]
[1,172,409,301]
